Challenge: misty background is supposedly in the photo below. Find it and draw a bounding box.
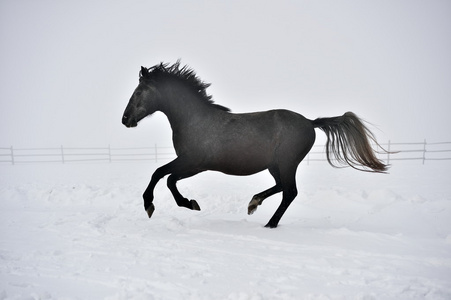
[1,0,450,149]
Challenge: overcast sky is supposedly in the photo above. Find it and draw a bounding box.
[1,0,450,148]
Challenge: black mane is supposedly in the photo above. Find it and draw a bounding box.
[140,61,231,112]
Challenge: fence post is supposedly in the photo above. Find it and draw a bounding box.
[108,144,112,163]
[422,139,427,165]
[155,143,158,162]
[10,146,14,165]
[61,145,65,163]
[387,140,391,164]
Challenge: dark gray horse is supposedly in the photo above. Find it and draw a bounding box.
[122,62,388,228]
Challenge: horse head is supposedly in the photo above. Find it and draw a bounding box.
[122,66,161,128]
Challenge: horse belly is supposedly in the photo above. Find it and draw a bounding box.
[207,138,273,176]
[211,158,269,176]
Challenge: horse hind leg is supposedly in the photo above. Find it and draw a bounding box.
[248,166,282,215]
[264,124,314,228]
[265,182,298,228]
[248,184,282,215]
[264,163,299,228]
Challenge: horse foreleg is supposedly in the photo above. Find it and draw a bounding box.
[143,160,178,218]
[248,184,282,215]
[167,173,201,211]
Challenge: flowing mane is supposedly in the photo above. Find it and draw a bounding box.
[140,61,231,112]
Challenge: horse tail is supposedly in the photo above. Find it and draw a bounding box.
[312,112,389,173]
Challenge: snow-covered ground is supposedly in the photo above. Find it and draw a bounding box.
[1,160,450,299]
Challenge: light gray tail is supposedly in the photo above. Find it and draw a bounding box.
[312,112,389,173]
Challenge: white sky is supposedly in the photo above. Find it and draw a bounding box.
[1,0,450,148]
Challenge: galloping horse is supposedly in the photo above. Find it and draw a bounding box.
[122,62,388,228]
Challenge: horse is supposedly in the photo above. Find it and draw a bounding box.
[122,61,389,228]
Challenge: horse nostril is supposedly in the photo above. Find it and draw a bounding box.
[122,115,129,126]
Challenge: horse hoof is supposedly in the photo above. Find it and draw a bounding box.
[248,205,257,215]
[264,222,278,229]
[190,199,201,211]
[146,203,155,218]
[248,198,261,215]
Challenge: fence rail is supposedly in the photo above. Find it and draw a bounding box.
[1,140,450,165]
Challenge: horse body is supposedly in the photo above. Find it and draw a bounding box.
[173,108,315,176]
[122,62,387,228]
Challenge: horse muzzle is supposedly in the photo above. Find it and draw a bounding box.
[122,114,138,128]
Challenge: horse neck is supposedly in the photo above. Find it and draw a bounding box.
[160,89,220,133]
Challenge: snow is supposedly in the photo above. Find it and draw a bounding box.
[1,160,450,299]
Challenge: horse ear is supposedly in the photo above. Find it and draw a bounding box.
[140,66,148,77]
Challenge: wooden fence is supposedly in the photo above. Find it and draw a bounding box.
[1,140,450,165]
